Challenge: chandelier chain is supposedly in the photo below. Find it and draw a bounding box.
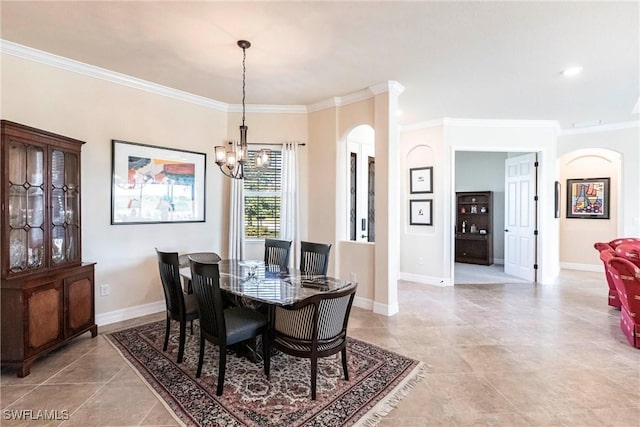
[242,45,246,127]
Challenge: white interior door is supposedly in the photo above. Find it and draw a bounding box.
[504,153,537,281]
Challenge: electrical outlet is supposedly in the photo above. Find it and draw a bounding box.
[418,257,424,265]
[100,284,110,296]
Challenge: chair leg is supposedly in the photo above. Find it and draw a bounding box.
[262,332,270,377]
[196,333,205,378]
[177,320,186,363]
[341,348,349,380]
[216,344,227,396]
[190,319,194,335]
[311,357,318,400]
[163,314,170,351]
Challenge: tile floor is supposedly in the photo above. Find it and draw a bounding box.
[1,269,639,426]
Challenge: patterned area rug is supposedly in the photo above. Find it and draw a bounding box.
[105,320,426,426]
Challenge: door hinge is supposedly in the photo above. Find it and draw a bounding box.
[534,195,538,201]
[534,161,539,167]
[533,264,538,270]
[534,230,538,235]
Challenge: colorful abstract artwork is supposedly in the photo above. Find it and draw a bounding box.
[566,177,610,219]
[111,140,206,224]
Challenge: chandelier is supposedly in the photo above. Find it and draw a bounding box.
[214,40,270,179]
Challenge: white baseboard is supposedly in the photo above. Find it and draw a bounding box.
[398,272,453,287]
[96,300,165,326]
[373,301,399,317]
[559,262,603,273]
[353,296,374,311]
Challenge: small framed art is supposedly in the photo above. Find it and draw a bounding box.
[566,177,610,219]
[410,167,433,194]
[409,199,433,226]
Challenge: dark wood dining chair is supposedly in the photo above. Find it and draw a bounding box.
[264,239,292,268]
[189,258,270,396]
[155,249,199,363]
[300,241,332,275]
[178,252,221,294]
[266,284,357,400]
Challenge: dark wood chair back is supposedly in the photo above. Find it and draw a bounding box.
[156,249,188,319]
[300,241,331,275]
[156,248,200,363]
[188,259,225,340]
[264,239,292,268]
[270,284,357,399]
[189,257,270,394]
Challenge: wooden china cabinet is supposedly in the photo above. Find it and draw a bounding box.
[455,191,493,265]
[1,120,97,377]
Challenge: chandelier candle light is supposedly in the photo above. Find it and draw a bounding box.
[215,40,270,179]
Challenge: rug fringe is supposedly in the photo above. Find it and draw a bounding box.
[354,362,428,427]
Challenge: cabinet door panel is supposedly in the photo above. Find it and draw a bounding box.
[27,284,63,351]
[65,274,94,336]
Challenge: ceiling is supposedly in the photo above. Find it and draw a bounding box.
[1,1,638,129]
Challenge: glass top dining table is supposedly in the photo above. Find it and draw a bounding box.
[179,259,356,306]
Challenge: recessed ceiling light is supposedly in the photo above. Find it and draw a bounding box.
[562,66,583,77]
[396,110,403,117]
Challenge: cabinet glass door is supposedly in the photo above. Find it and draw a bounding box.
[8,142,45,272]
[51,150,80,264]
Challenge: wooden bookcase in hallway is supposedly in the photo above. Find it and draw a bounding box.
[455,191,493,265]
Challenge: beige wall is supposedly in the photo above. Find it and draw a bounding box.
[558,149,619,267]
[307,93,398,313]
[400,125,444,281]
[557,125,639,269]
[1,53,309,320]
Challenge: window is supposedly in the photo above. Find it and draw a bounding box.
[346,125,375,242]
[244,149,282,238]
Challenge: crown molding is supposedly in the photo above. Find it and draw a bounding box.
[442,117,560,129]
[1,39,231,111]
[559,120,640,136]
[307,81,405,113]
[1,40,306,115]
[370,80,405,97]
[228,104,308,114]
[401,117,560,132]
[400,119,444,132]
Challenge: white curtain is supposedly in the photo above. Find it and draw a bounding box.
[229,177,245,260]
[280,142,300,268]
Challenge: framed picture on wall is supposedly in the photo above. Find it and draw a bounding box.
[409,199,433,226]
[410,167,433,194]
[111,140,207,224]
[566,177,610,219]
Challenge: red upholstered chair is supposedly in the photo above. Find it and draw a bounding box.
[606,256,640,348]
[598,249,621,309]
[614,242,640,268]
[608,237,640,250]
